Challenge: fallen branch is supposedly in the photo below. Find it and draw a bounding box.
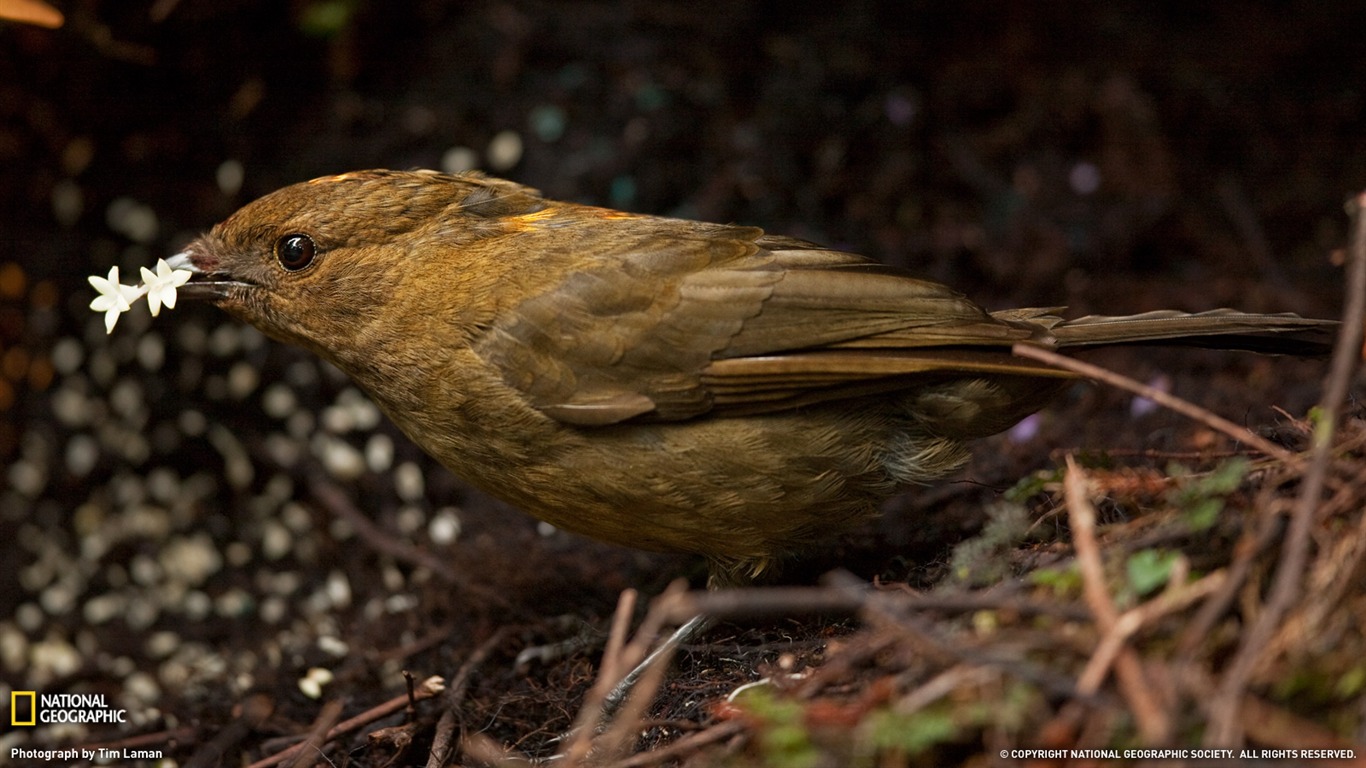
[1206,190,1366,745]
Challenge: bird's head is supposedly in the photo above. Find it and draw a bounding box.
[169,169,547,366]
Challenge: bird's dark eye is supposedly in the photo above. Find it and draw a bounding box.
[274,233,316,271]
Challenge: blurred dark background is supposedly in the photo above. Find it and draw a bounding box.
[0,0,1361,756]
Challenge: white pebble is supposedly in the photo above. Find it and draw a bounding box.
[176,322,207,354]
[314,434,365,480]
[486,130,524,171]
[299,667,333,699]
[262,383,297,418]
[441,146,479,174]
[264,434,302,467]
[161,533,223,586]
[208,424,254,488]
[15,603,44,632]
[1,624,30,673]
[321,404,354,433]
[286,410,315,439]
[260,520,292,561]
[285,359,319,387]
[216,159,245,196]
[30,636,82,683]
[428,508,462,545]
[325,571,352,608]
[227,361,260,399]
[207,324,241,357]
[365,433,394,472]
[394,461,425,501]
[281,500,312,532]
[52,179,83,226]
[318,634,349,657]
[64,434,99,477]
[214,588,252,617]
[105,196,159,243]
[395,505,425,534]
[50,337,84,374]
[225,541,252,567]
[260,596,286,624]
[123,671,161,706]
[83,592,126,624]
[136,333,165,371]
[240,326,267,350]
[350,398,380,430]
[52,385,93,427]
[178,409,207,436]
[39,583,76,615]
[109,379,145,419]
[182,591,212,621]
[129,554,162,585]
[8,460,45,498]
[146,467,180,503]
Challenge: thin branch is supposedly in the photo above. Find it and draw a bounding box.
[1064,456,1170,743]
[662,582,1091,625]
[282,698,345,768]
[1206,191,1366,745]
[1010,344,1298,463]
[428,627,514,768]
[560,589,640,764]
[307,472,517,613]
[247,676,445,768]
[603,720,747,768]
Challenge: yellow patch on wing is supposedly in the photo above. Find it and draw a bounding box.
[505,205,647,232]
[309,172,369,184]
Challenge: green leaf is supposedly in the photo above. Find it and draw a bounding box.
[1029,564,1082,597]
[1126,549,1179,597]
[1166,457,1249,531]
[865,708,958,754]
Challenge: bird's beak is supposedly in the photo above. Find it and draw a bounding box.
[164,251,250,301]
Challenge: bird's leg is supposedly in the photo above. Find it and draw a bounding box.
[512,615,604,671]
[598,613,713,720]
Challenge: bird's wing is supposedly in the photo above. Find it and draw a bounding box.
[471,225,1066,426]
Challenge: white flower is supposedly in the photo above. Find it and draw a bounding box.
[87,266,145,334]
[139,258,193,317]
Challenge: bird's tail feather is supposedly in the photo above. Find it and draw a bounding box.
[1044,309,1336,355]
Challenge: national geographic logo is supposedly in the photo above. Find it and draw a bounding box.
[10,691,128,726]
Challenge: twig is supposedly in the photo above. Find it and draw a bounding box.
[581,584,693,764]
[560,589,640,764]
[1011,344,1298,463]
[428,627,514,768]
[1176,498,1285,657]
[1064,456,1170,743]
[83,727,200,759]
[893,665,999,714]
[307,472,517,613]
[662,582,1091,624]
[282,698,345,768]
[1290,473,1366,642]
[1206,191,1366,745]
[247,676,445,768]
[602,720,747,768]
[1079,569,1226,700]
[859,592,1087,702]
[183,695,273,768]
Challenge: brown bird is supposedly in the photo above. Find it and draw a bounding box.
[167,169,1331,585]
